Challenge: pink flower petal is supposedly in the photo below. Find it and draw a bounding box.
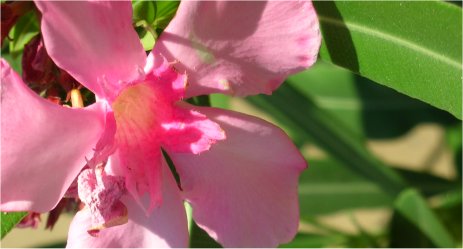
[154,1,321,97]
[35,1,146,98]
[145,53,187,102]
[66,162,188,248]
[168,107,307,247]
[161,103,225,154]
[112,83,164,212]
[0,59,105,212]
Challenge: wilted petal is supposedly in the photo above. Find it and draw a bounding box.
[155,1,321,97]
[67,162,188,248]
[0,59,105,212]
[77,166,128,235]
[35,1,146,98]
[168,107,306,247]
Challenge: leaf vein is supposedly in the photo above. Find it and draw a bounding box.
[319,16,461,69]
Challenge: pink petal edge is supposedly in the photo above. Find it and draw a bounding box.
[66,160,188,248]
[35,1,146,99]
[1,59,106,212]
[154,0,321,97]
[168,107,307,247]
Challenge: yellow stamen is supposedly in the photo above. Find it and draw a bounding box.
[70,89,84,108]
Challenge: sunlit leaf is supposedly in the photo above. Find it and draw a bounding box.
[314,1,462,118]
[286,62,458,139]
[1,212,27,239]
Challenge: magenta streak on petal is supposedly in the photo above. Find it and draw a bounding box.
[110,56,224,213]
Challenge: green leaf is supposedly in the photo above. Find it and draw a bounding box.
[185,202,221,248]
[299,159,390,217]
[1,212,27,239]
[37,241,67,248]
[139,30,156,51]
[210,93,230,109]
[132,0,157,24]
[287,62,458,139]
[189,221,222,248]
[434,190,462,244]
[8,11,39,57]
[132,0,179,50]
[392,189,455,247]
[298,159,457,218]
[280,233,345,248]
[153,1,180,29]
[314,1,462,118]
[1,52,23,74]
[246,83,408,197]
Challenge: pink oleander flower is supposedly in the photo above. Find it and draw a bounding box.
[1,1,320,247]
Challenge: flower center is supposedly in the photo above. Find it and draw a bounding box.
[110,82,169,211]
[112,83,158,135]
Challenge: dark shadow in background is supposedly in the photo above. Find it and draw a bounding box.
[389,200,462,247]
[353,75,459,139]
[313,1,359,74]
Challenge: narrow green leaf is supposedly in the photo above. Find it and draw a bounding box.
[288,62,457,139]
[132,0,179,51]
[1,212,27,239]
[393,189,455,247]
[8,11,39,57]
[185,202,221,248]
[37,241,67,248]
[189,221,222,248]
[299,159,390,217]
[1,52,22,74]
[298,159,457,218]
[210,93,230,109]
[139,30,156,51]
[246,83,408,197]
[434,190,462,244]
[153,1,180,29]
[314,1,462,118]
[132,0,156,24]
[280,233,345,248]
[187,95,211,107]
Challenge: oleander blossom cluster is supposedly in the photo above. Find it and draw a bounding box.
[1,1,320,247]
